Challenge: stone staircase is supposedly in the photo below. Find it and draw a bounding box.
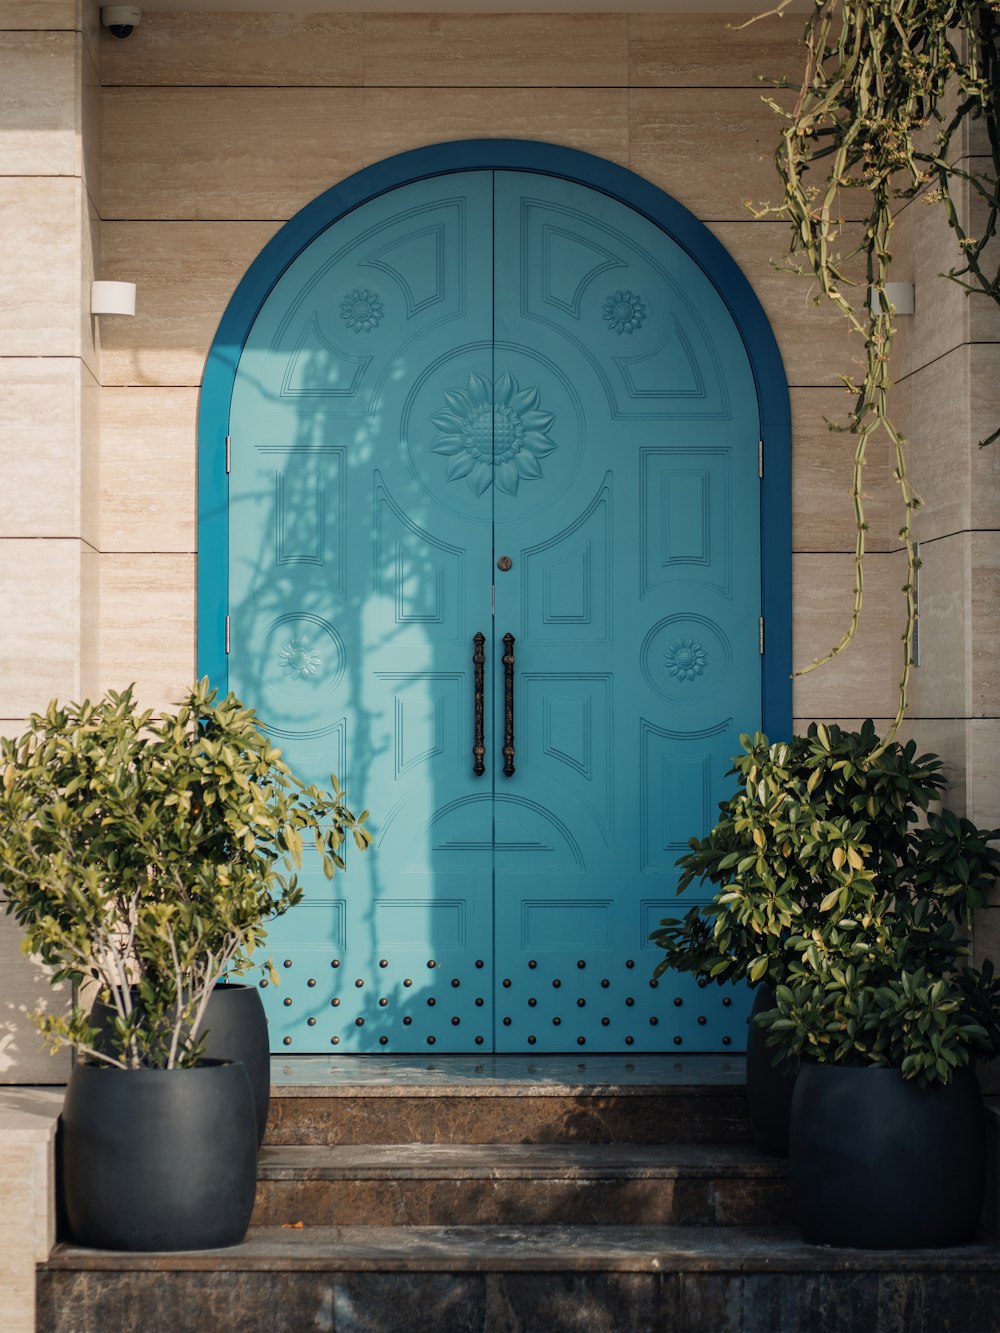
[35,1056,1000,1332]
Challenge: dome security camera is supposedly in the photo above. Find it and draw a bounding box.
[101,6,141,39]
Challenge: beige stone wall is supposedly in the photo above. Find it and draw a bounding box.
[0,0,100,1082]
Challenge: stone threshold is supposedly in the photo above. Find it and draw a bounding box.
[269,1052,747,1095]
[43,1224,1000,1274]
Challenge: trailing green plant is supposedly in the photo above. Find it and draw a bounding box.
[0,680,371,1071]
[650,721,999,991]
[747,0,1000,736]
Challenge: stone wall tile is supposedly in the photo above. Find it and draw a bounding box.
[0,31,77,176]
[102,88,365,221]
[363,88,629,170]
[0,178,80,357]
[0,359,81,538]
[905,531,970,720]
[364,13,627,87]
[99,553,196,711]
[0,538,80,714]
[971,531,1000,716]
[100,11,362,87]
[791,551,906,722]
[0,914,70,1086]
[100,387,197,552]
[0,2,76,29]
[629,13,805,88]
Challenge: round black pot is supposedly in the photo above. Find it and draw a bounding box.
[789,1063,986,1248]
[745,983,796,1157]
[201,984,270,1149]
[91,983,270,1148]
[61,1059,257,1251]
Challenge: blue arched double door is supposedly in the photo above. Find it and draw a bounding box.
[201,143,790,1055]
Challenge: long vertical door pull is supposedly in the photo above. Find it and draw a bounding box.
[502,632,515,777]
[472,631,486,776]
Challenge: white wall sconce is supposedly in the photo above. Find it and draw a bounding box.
[869,281,915,315]
[91,280,136,317]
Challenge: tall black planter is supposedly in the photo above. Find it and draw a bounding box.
[201,983,270,1148]
[61,1059,257,1251]
[90,982,271,1148]
[745,983,796,1156]
[790,1063,986,1248]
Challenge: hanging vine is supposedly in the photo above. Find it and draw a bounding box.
[745,0,1000,740]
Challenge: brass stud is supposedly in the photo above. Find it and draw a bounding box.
[427,960,437,969]
[331,960,341,968]
[502,979,512,988]
[552,1017,561,1026]
[404,978,413,988]
[577,960,586,969]
[698,1015,707,1026]
[722,997,732,1007]
[625,997,635,1007]
[503,1017,512,1026]
[528,1035,537,1045]
[649,979,659,989]
[451,978,460,988]
[626,960,635,969]
[403,1017,412,1026]
[625,1036,634,1046]
[475,997,485,1007]
[355,979,364,988]
[552,979,561,989]
[577,1036,586,1046]
[427,1035,436,1045]
[427,997,436,1007]
[307,978,316,988]
[355,1018,364,1027]
[451,1017,460,1026]
[379,959,388,968]
[601,1017,610,1027]
[307,1017,317,1027]
[649,1017,658,1026]
[601,979,610,989]
[379,998,388,1008]
[331,998,340,1008]
[528,960,537,969]
[673,997,683,1007]
[674,1036,683,1045]
[259,980,268,988]
[283,960,293,968]
[475,1035,484,1045]
[697,978,708,988]
[379,1036,389,1046]
[576,999,586,1008]
[722,1036,732,1046]
[283,1036,292,1046]
[528,998,537,1007]
[283,998,293,1007]
[330,1036,339,1046]
[475,960,485,968]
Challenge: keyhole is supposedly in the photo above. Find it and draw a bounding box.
[497,555,512,572]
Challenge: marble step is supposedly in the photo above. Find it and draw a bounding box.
[266,1077,752,1151]
[252,1142,792,1228]
[38,1225,1000,1333]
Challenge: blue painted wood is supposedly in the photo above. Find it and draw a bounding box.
[201,141,788,1054]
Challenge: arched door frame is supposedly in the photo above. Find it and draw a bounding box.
[198,138,791,737]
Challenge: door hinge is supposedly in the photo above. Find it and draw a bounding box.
[225,435,231,474]
[758,439,764,479]
[759,617,765,655]
[225,615,231,655]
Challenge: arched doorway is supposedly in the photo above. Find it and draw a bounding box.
[199,141,790,1054]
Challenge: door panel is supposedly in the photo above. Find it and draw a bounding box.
[491,173,759,1051]
[228,166,763,1053]
[229,173,497,1052]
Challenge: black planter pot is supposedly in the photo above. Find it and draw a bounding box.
[61,1059,257,1251]
[745,983,796,1156]
[201,984,270,1149]
[91,982,270,1148]
[789,1062,986,1248]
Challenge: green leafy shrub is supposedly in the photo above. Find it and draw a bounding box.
[650,720,1000,1085]
[0,680,371,1070]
